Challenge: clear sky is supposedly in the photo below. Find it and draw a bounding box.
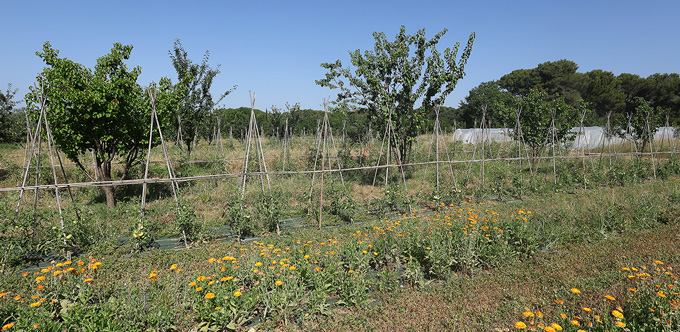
[1,1,679,111]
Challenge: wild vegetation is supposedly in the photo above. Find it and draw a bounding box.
[0,26,679,331]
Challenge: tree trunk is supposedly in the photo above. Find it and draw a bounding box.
[98,159,116,210]
[102,185,116,210]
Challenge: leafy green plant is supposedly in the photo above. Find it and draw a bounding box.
[255,190,284,234]
[223,198,253,241]
[177,199,203,244]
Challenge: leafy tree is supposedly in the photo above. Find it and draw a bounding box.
[578,69,626,119]
[644,73,680,118]
[458,80,515,128]
[499,59,583,107]
[316,26,475,165]
[615,96,664,152]
[169,39,235,157]
[26,42,174,209]
[0,84,26,143]
[499,89,578,160]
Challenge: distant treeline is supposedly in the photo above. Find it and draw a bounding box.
[457,59,680,128]
[209,104,460,142]
[2,59,679,144]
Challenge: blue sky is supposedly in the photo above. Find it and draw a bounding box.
[1,1,679,111]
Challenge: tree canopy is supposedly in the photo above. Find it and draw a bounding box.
[169,39,236,157]
[317,25,475,165]
[26,42,175,209]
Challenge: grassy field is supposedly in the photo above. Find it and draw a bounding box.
[0,136,679,331]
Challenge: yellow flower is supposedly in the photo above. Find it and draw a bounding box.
[35,276,45,282]
[544,327,556,332]
[654,260,664,265]
[234,291,242,297]
[551,323,563,331]
[289,266,296,271]
[657,291,666,297]
[215,307,221,310]
[275,280,283,286]
[570,320,580,326]
[615,321,626,328]
[536,311,544,318]
[30,301,41,307]
[570,288,581,294]
[523,311,534,317]
[84,278,93,283]
[205,292,215,299]
[189,282,197,287]
[196,287,203,292]
[583,307,592,313]
[2,323,14,330]
[612,310,624,319]
[255,262,262,267]
[170,264,177,270]
[605,295,616,301]
[514,321,527,329]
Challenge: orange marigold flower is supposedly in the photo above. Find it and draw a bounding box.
[658,291,666,298]
[523,311,534,317]
[196,287,203,292]
[554,300,564,304]
[83,278,93,283]
[570,320,580,326]
[13,295,20,301]
[615,321,626,328]
[629,288,637,292]
[30,301,41,307]
[2,323,14,330]
[234,291,242,297]
[215,307,221,310]
[570,288,581,294]
[275,280,283,286]
[514,321,527,329]
[605,295,616,301]
[612,310,624,319]
[205,292,215,299]
[583,307,592,313]
[551,323,563,331]
[170,264,177,270]
[654,260,664,265]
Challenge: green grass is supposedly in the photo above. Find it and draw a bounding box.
[1,136,680,331]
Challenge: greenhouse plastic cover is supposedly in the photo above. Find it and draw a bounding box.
[452,127,676,150]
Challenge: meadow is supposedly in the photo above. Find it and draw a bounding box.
[0,133,679,331]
